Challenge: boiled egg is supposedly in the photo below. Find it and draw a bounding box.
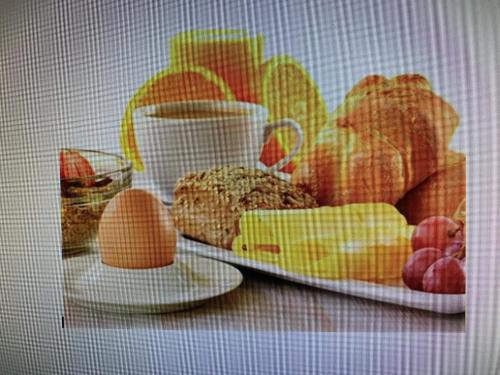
[98,188,176,269]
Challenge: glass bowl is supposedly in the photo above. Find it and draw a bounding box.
[60,149,132,255]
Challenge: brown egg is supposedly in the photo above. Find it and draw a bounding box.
[98,188,176,269]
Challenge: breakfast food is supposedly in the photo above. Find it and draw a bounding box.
[403,249,465,294]
[402,215,465,293]
[60,149,131,254]
[396,151,466,224]
[237,203,408,246]
[98,189,177,269]
[291,74,460,206]
[422,256,465,294]
[402,248,444,291]
[121,31,329,175]
[292,126,405,205]
[234,232,413,282]
[171,165,318,249]
[118,28,467,296]
[410,216,464,252]
[60,150,96,187]
[233,203,413,282]
[62,201,108,252]
[120,66,235,171]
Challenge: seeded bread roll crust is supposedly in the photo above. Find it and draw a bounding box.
[172,165,318,249]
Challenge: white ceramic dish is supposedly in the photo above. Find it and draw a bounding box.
[133,100,303,203]
[178,237,466,314]
[64,253,243,314]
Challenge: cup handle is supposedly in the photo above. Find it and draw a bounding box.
[262,118,304,172]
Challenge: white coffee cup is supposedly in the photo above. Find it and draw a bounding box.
[133,100,303,203]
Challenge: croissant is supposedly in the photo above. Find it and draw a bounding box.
[396,151,466,224]
[291,74,459,206]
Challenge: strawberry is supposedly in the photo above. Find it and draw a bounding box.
[60,150,96,187]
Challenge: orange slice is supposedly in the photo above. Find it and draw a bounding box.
[260,55,328,164]
[170,30,264,103]
[120,66,235,171]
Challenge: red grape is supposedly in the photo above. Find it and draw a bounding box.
[422,257,465,294]
[411,216,463,252]
[443,241,465,257]
[402,247,443,291]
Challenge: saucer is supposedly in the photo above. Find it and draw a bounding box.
[64,253,243,314]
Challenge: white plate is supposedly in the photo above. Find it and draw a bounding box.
[178,237,465,314]
[64,253,243,314]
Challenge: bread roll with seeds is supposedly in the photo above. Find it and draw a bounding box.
[172,165,318,249]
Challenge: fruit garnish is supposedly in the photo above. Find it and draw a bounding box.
[422,256,465,294]
[260,55,328,166]
[402,247,466,294]
[60,150,95,187]
[411,216,464,252]
[120,66,235,171]
[169,29,264,103]
[403,215,466,294]
[402,247,443,291]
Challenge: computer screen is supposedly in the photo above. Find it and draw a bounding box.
[0,1,498,374]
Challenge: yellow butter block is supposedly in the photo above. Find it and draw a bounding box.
[234,203,414,282]
[284,234,412,282]
[233,232,412,282]
[238,203,408,247]
[233,233,333,271]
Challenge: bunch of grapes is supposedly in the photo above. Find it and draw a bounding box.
[402,216,465,294]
